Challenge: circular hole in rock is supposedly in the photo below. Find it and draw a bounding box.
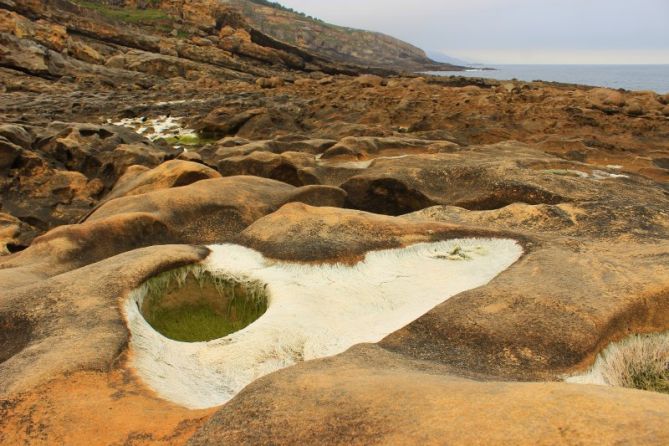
[139,268,268,343]
[0,314,31,365]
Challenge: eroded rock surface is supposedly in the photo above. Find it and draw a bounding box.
[1,0,669,445]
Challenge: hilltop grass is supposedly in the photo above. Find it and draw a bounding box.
[73,1,169,23]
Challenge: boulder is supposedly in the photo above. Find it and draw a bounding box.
[103,159,221,202]
[217,151,319,186]
[0,137,21,169]
[196,107,267,137]
[339,143,572,216]
[36,123,161,188]
[0,212,38,254]
[1,163,103,232]
[0,33,51,76]
[255,76,284,89]
[238,202,513,262]
[0,124,33,150]
[0,243,210,396]
[624,99,645,116]
[84,176,346,246]
[188,344,669,446]
[355,74,384,88]
[587,87,626,111]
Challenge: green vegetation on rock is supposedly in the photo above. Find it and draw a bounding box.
[140,266,269,343]
[593,331,669,395]
[72,1,169,23]
[630,364,669,394]
[247,0,324,22]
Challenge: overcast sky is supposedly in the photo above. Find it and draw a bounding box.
[276,0,669,64]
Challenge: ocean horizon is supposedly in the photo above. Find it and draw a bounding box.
[426,64,669,94]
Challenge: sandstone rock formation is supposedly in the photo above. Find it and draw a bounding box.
[225,0,463,72]
[1,0,668,445]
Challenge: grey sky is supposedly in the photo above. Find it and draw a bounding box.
[276,0,669,64]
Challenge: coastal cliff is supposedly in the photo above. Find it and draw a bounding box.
[227,0,463,71]
[1,1,669,445]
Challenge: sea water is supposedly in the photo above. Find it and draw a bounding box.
[426,64,669,93]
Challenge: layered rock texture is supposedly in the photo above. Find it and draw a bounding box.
[1,0,669,445]
[226,0,462,71]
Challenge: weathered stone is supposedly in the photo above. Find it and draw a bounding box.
[355,74,384,88]
[0,136,21,169]
[1,0,669,444]
[255,76,284,89]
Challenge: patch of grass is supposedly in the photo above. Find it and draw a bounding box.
[140,267,269,343]
[432,245,473,261]
[73,1,170,23]
[144,303,255,343]
[630,365,669,394]
[598,332,669,394]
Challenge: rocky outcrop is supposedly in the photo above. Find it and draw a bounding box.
[188,344,669,446]
[84,175,346,245]
[102,159,221,202]
[0,122,169,236]
[1,0,669,445]
[225,0,463,72]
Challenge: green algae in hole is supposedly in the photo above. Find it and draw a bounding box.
[140,267,268,343]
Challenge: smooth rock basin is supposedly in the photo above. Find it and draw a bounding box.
[124,239,523,409]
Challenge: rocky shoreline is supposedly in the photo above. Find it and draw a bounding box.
[1,1,669,445]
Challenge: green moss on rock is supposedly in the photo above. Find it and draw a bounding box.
[140,266,269,343]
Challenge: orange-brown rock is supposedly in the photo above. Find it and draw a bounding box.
[0,212,38,254]
[256,76,284,89]
[217,150,318,186]
[1,0,669,444]
[85,176,346,242]
[188,345,669,446]
[103,159,220,201]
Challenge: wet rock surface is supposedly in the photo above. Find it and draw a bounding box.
[1,1,669,445]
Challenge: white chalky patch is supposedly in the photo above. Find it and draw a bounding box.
[322,154,412,169]
[544,169,629,180]
[124,238,523,409]
[108,115,197,141]
[591,169,629,180]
